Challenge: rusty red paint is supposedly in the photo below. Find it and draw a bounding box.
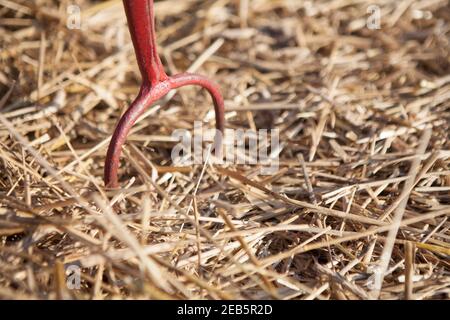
[104,0,225,188]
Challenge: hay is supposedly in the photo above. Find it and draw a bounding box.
[0,0,449,300]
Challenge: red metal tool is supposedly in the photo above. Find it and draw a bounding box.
[104,0,225,188]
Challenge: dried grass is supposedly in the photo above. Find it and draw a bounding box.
[0,0,449,300]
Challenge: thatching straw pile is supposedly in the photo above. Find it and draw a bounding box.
[0,0,449,300]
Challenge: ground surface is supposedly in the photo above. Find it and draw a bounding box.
[0,0,449,299]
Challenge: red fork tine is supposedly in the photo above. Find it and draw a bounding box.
[104,0,225,188]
